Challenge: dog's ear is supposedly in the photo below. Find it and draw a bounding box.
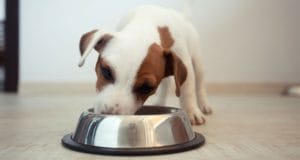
[164,50,187,97]
[78,29,113,67]
[158,26,187,97]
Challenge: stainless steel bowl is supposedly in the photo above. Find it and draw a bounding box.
[62,106,205,155]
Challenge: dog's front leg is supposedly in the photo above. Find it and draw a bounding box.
[179,59,205,125]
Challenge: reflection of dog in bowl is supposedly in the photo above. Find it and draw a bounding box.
[62,106,205,155]
[78,5,212,125]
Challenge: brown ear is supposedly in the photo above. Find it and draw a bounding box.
[79,30,97,55]
[78,29,113,67]
[164,51,187,97]
[79,30,113,55]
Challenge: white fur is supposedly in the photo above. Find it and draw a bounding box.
[81,5,212,124]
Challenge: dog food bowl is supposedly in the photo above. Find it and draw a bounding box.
[62,105,205,155]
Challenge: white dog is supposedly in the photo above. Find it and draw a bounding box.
[78,5,212,125]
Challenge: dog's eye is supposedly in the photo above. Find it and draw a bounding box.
[136,83,155,95]
[101,66,114,81]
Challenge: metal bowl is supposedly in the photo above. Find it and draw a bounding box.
[62,106,205,155]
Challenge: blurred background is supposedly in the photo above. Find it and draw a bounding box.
[0,0,299,93]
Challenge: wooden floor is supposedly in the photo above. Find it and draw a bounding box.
[0,87,300,159]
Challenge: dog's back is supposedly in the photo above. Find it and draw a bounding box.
[117,5,201,61]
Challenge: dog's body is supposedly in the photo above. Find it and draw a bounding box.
[79,5,212,125]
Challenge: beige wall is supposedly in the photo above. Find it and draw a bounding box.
[186,0,300,83]
[20,0,300,83]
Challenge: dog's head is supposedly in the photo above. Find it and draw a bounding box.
[78,27,187,114]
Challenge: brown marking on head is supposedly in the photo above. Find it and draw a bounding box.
[79,30,113,56]
[95,57,115,92]
[133,43,166,103]
[133,26,187,103]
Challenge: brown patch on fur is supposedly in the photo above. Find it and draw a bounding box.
[133,43,166,103]
[158,26,174,49]
[79,30,113,55]
[133,26,188,102]
[95,57,114,91]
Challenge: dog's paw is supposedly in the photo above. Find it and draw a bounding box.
[187,111,206,125]
[200,104,213,115]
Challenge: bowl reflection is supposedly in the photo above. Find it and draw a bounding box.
[72,106,195,148]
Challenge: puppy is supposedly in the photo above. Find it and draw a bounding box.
[78,5,212,125]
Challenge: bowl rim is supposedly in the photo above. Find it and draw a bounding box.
[86,105,185,117]
[62,105,205,155]
[62,132,205,155]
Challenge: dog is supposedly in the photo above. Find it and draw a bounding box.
[78,5,212,125]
